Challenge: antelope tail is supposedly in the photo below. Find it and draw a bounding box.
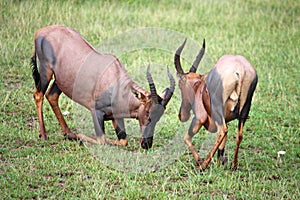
[31,52,41,90]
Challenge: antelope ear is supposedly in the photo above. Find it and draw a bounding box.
[132,89,139,98]
[193,80,201,89]
[132,89,148,104]
[160,88,169,99]
[177,73,184,79]
[140,93,148,104]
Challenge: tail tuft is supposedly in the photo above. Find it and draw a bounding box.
[31,53,40,90]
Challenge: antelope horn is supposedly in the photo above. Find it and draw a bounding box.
[162,66,175,107]
[146,65,158,104]
[189,39,205,73]
[174,38,187,75]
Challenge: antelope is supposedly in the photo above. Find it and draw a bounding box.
[31,25,175,149]
[174,39,258,170]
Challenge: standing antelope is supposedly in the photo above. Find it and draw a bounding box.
[31,25,175,149]
[174,39,258,170]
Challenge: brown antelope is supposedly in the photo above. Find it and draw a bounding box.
[174,39,258,170]
[31,25,175,149]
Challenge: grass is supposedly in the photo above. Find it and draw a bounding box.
[0,0,299,199]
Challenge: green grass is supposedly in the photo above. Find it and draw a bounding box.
[1,0,299,199]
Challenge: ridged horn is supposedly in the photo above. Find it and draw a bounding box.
[189,39,205,73]
[174,38,187,74]
[146,65,158,104]
[162,66,175,107]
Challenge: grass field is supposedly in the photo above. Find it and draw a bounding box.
[1,0,299,199]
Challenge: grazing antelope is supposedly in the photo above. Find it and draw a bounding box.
[31,25,175,149]
[174,39,258,170]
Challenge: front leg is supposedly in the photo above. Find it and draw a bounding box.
[92,109,106,144]
[107,118,128,146]
[217,135,228,165]
[199,121,228,170]
[69,109,106,144]
[185,117,203,165]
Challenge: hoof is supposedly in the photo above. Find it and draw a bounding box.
[196,158,207,171]
[64,132,78,140]
[39,134,48,140]
[197,159,209,171]
[217,156,228,165]
[140,137,153,150]
[231,164,238,171]
[196,157,205,166]
[198,163,207,171]
[119,138,128,146]
[79,140,84,146]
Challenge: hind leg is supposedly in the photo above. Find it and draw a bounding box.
[233,120,244,170]
[233,76,258,170]
[217,135,228,165]
[33,64,53,139]
[46,81,77,139]
[34,90,47,139]
[233,102,251,170]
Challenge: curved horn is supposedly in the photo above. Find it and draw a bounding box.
[174,38,187,74]
[162,66,175,107]
[189,39,205,73]
[146,65,158,104]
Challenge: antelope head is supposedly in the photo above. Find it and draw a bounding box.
[174,39,206,122]
[139,65,175,149]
